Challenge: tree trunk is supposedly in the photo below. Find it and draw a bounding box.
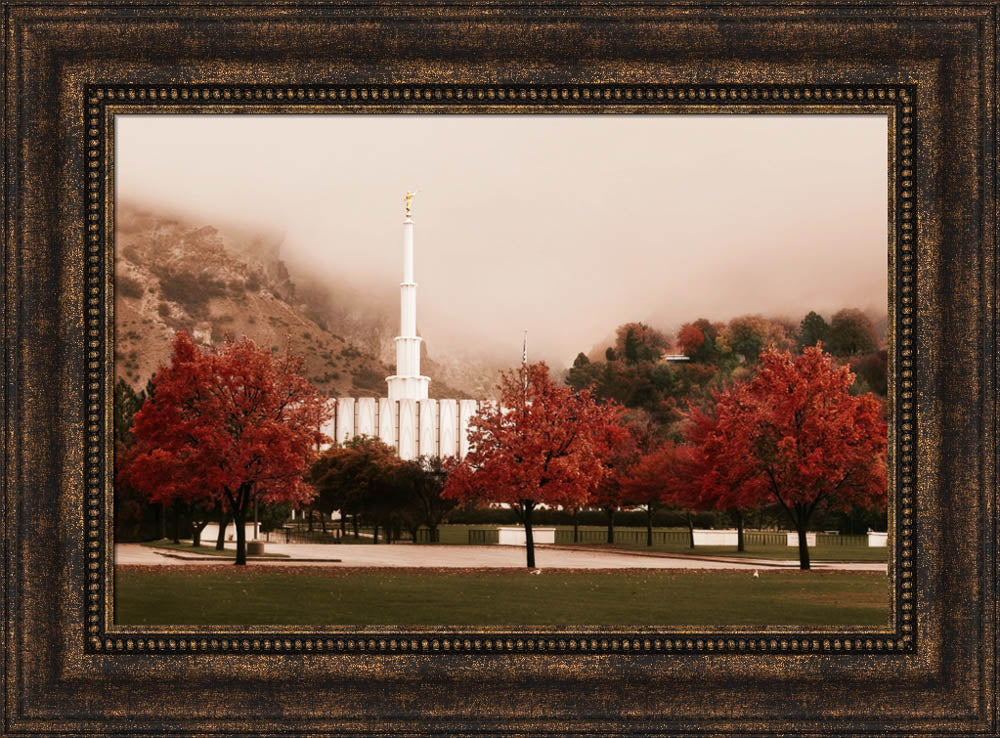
[234,508,247,566]
[430,524,439,543]
[192,520,208,548]
[171,500,181,544]
[733,508,745,552]
[686,511,695,549]
[524,503,536,568]
[352,515,359,538]
[340,514,346,537]
[797,525,811,570]
[372,523,379,544]
[572,508,580,543]
[307,507,314,532]
[320,512,327,534]
[605,508,616,544]
[216,502,229,551]
[645,506,654,547]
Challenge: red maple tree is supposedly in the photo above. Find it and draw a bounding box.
[623,441,701,548]
[443,362,625,567]
[594,414,662,546]
[120,332,331,564]
[695,346,887,569]
[679,402,758,552]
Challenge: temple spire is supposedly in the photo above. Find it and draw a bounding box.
[386,192,431,401]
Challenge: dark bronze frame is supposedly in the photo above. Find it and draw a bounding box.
[3,4,997,735]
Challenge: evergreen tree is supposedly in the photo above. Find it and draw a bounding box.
[798,310,829,349]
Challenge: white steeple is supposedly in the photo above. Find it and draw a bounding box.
[386,192,431,401]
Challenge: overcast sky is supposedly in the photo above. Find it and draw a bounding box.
[117,114,888,368]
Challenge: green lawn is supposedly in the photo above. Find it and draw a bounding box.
[115,567,888,626]
[141,541,289,559]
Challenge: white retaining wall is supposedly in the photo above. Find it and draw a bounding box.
[199,522,260,543]
[867,531,888,547]
[321,397,480,460]
[692,529,739,546]
[786,531,818,547]
[497,526,556,545]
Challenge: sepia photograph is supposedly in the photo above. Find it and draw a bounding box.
[112,113,892,627]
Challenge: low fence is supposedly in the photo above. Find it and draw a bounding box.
[744,531,786,546]
[468,529,500,545]
[274,528,341,544]
[495,528,871,548]
[816,533,867,547]
[554,529,691,546]
[271,523,874,547]
[414,528,440,544]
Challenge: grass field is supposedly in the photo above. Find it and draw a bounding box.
[115,567,888,626]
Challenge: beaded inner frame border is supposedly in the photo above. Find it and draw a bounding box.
[85,83,916,656]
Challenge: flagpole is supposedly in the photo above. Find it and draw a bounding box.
[521,330,528,400]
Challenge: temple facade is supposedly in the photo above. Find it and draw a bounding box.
[321,193,480,460]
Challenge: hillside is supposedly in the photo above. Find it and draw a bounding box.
[114,202,470,399]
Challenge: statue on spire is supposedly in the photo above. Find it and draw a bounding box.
[405,190,416,219]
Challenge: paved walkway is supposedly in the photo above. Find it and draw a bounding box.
[115,543,885,572]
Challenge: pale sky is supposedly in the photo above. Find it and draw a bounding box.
[116,114,889,368]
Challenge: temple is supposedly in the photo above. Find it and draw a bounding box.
[321,193,479,460]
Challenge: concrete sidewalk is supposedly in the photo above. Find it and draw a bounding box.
[116,543,886,572]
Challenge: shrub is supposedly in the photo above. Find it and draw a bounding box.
[120,243,142,262]
[155,270,227,317]
[116,275,145,299]
[352,366,384,391]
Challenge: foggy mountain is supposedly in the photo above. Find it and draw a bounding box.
[114,202,478,398]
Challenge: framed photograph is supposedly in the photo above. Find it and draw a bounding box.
[3,2,996,735]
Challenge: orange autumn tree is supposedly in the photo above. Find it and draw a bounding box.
[121,332,331,565]
[696,346,887,569]
[443,362,626,568]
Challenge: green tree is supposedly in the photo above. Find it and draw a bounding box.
[310,437,404,543]
[615,322,670,364]
[114,379,154,541]
[718,315,792,365]
[403,456,456,542]
[114,378,145,445]
[798,311,829,349]
[826,308,878,356]
[565,352,603,393]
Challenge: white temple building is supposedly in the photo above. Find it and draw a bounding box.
[320,194,480,460]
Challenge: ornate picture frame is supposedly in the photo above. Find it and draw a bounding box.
[3,3,996,735]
